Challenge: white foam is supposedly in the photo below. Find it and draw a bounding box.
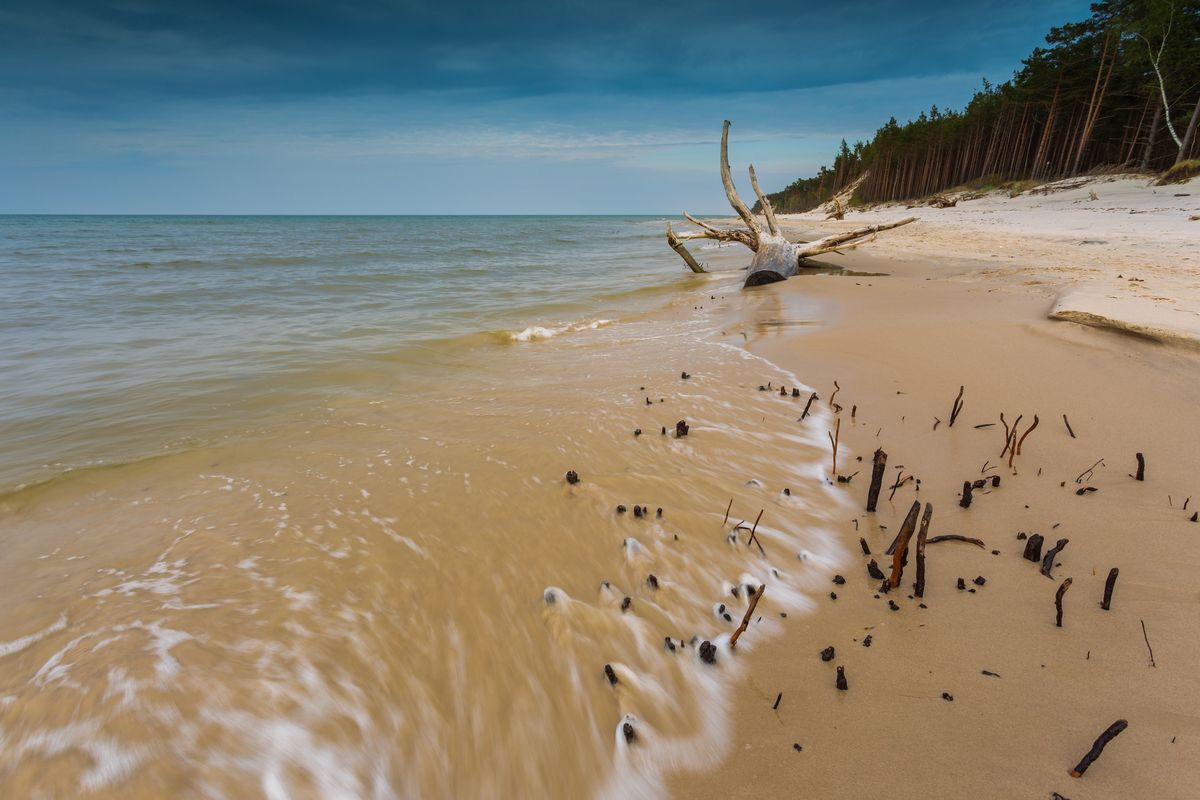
[0,613,67,658]
[511,318,613,342]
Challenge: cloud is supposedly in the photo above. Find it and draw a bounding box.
[0,0,1094,211]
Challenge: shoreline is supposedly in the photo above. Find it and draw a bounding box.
[670,176,1200,797]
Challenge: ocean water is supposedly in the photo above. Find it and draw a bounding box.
[0,215,707,492]
[0,215,845,797]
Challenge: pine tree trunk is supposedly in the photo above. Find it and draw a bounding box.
[1141,103,1163,171]
[1177,95,1200,165]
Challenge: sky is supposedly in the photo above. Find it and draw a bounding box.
[0,0,1093,214]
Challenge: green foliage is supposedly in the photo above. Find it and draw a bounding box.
[763,0,1200,210]
[1157,158,1200,183]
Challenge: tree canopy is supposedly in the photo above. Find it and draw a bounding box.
[760,0,1200,213]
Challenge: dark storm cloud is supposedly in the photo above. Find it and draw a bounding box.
[1,0,1088,107]
[0,0,1093,212]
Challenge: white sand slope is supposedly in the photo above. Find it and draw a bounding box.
[779,174,1200,347]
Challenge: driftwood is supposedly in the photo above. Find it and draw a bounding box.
[927,534,986,548]
[1101,568,1118,610]
[1055,578,1073,627]
[913,504,933,597]
[1041,538,1070,579]
[665,121,916,286]
[866,448,887,512]
[729,584,765,648]
[889,501,923,588]
[801,392,818,420]
[948,386,965,427]
[828,418,841,476]
[1070,720,1128,777]
[1023,533,1046,562]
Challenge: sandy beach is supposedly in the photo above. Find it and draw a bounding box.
[670,175,1200,798]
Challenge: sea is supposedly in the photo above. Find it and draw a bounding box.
[0,215,846,798]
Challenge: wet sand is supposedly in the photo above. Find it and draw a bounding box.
[672,180,1200,798]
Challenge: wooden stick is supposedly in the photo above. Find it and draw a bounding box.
[1015,414,1039,455]
[747,509,766,556]
[1075,458,1104,483]
[1101,568,1118,610]
[1133,452,1145,481]
[836,665,848,691]
[1140,619,1156,667]
[1063,414,1076,438]
[722,498,733,526]
[1069,720,1128,777]
[959,480,973,509]
[889,501,923,588]
[1055,578,1072,627]
[927,534,986,548]
[729,585,765,648]
[859,537,871,555]
[801,392,817,420]
[888,473,913,501]
[828,418,840,476]
[948,385,965,427]
[913,503,933,597]
[866,448,887,512]
[829,380,840,409]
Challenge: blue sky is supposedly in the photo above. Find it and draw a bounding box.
[0,0,1092,213]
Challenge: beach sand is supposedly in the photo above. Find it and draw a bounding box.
[1,182,1196,797]
[670,175,1200,798]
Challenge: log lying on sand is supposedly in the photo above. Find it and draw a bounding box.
[665,121,916,287]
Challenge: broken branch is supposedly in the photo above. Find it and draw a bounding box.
[729,584,765,648]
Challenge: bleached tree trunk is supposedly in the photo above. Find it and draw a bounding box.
[666,121,915,287]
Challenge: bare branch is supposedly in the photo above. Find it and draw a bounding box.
[679,212,758,249]
[747,164,780,236]
[666,222,707,273]
[794,217,917,259]
[720,120,761,248]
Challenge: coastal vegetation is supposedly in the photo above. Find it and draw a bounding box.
[760,0,1200,211]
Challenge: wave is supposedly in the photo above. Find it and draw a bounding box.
[509,318,614,342]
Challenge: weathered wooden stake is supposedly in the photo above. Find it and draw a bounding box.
[866,448,887,512]
[801,392,817,420]
[959,481,973,509]
[1023,533,1045,562]
[889,501,923,588]
[836,666,848,691]
[1133,452,1145,481]
[1055,578,1072,627]
[1101,568,1118,610]
[913,503,933,597]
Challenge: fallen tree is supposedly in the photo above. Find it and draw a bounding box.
[666,121,916,287]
